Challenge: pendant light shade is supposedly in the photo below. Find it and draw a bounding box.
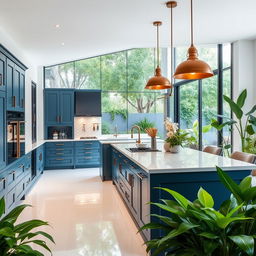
[173,0,213,80]
[145,21,171,90]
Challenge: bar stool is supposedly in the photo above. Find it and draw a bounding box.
[203,146,222,156]
[230,151,256,164]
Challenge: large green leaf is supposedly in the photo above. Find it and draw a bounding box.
[226,203,244,218]
[157,223,199,246]
[246,105,256,116]
[151,202,185,216]
[239,176,252,193]
[216,216,252,229]
[150,214,178,228]
[0,227,15,237]
[0,197,5,217]
[229,235,254,256]
[155,187,191,209]
[216,166,243,203]
[246,125,255,135]
[197,187,214,208]
[199,232,218,239]
[237,89,247,108]
[224,95,243,119]
[2,204,30,224]
[202,124,212,133]
[14,219,49,234]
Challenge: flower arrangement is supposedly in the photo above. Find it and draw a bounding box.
[164,119,188,152]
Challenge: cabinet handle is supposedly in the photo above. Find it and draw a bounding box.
[9,171,15,175]
[56,144,64,146]
[85,152,92,154]
[85,157,92,159]
[56,153,64,155]
[135,172,147,180]
[55,158,64,161]
[56,148,64,151]
[12,96,16,107]
[119,164,122,173]
[19,164,24,168]
[124,159,128,164]
[128,173,134,187]
[0,74,2,86]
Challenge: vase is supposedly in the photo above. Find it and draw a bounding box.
[151,137,157,150]
[164,142,170,152]
[169,145,181,153]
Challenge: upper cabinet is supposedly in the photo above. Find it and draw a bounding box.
[75,90,101,116]
[0,53,6,92]
[0,91,6,170]
[6,58,25,112]
[44,89,74,126]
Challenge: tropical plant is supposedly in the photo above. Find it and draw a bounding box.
[134,118,155,133]
[140,167,256,256]
[0,197,54,256]
[165,130,188,147]
[211,89,256,153]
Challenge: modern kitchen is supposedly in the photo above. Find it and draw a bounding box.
[1,1,256,256]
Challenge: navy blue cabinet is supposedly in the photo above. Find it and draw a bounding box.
[0,91,6,171]
[36,145,44,175]
[44,90,59,125]
[0,53,6,92]
[6,59,25,112]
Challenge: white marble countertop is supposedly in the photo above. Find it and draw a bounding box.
[111,142,256,174]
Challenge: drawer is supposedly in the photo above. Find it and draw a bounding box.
[46,148,74,157]
[6,187,16,210]
[24,174,31,189]
[16,179,25,200]
[6,169,16,190]
[45,157,74,167]
[117,178,131,205]
[75,156,100,166]
[15,163,25,184]
[75,141,100,149]
[46,142,74,148]
[75,148,100,156]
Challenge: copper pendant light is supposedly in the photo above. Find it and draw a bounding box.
[145,21,171,90]
[174,0,213,80]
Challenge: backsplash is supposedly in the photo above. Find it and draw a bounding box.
[74,117,102,139]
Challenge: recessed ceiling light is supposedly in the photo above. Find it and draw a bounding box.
[55,24,60,28]
[61,42,65,46]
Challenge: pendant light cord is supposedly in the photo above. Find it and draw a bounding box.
[170,5,173,84]
[191,0,194,46]
[157,24,160,67]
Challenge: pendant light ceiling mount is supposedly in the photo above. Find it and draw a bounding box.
[173,0,213,80]
[145,20,171,90]
[166,1,177,8]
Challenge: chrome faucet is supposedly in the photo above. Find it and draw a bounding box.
[131,125,141,144]
[113,125,118,137]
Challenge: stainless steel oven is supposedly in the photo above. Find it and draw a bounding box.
[7,112,25,164]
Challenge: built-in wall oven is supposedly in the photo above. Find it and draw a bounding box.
[7,111,25,165]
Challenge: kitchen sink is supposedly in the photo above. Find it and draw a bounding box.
[126,148,161,153]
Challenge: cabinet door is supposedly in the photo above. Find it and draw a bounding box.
[44,90,59,125]
[59,90,74,124]
[0,92,6,170]
[19,68,25,111]
[6,59,15,111]
[0,53,6,92]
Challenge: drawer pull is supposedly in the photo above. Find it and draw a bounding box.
[55,158,64,161]
[85,157,92,159]
[56,143,64,146]
[56,153,64,155]
[84,143,93,145]
[19,164,24,168]
[0,178,6,182]
[9,171,15,175]
[123,159,128,164]
[85,152,92,154]
[56,148,64,151]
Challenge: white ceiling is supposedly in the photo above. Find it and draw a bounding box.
[0,0,255,66]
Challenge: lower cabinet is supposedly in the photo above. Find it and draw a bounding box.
[111,147,150,240]
[44,141,101,170]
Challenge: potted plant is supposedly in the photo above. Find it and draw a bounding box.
[140,167,256,256]
[211,89,256,154]
[0,197,54,255]
[164,119,188,153]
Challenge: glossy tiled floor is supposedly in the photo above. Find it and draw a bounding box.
[19,169,147,256]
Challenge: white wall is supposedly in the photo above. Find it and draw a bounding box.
[0,27,43,152]
[232,39,256,151]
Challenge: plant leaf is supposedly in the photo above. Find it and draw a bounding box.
[199,232,218,239]
[197,187,214,208]
[246,105,256,115]
[216,166,243,203]
[0,227,15,237]
[224,95,243,119]
[237,89,247,108]
[0,197,5,218]
[229,235,254,256]
[216,216,252,229]
[155,187,191,209]
[246,125,255,135]
[239,176,252,193]
[151,202,185,216]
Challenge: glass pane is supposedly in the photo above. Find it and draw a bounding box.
[127,92,165,137]
[101,92,127,134]
[223,43,231,68]
[45,63,74,88]
[101,52,126,91]
[74,57,100,89]
[127,48,155,92]
[223,69,232,154]
[202,76,218,146]
[179,81,199,146]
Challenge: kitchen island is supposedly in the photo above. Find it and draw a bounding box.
[110,142,256,241]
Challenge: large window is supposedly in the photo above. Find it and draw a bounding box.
[45,48,167,136]
[173,44,232,150]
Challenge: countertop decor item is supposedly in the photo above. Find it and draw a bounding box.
[145,21,171,90]
[140,167,256,256]
[164,118,188,152]
[146,127,158,150]
[174,0,213,80]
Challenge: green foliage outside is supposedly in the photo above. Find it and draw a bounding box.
[134,118,155,133]
[101,122,111,134]
[108,109,127,121]
[0,197,54,255]
[141,167,256,256]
